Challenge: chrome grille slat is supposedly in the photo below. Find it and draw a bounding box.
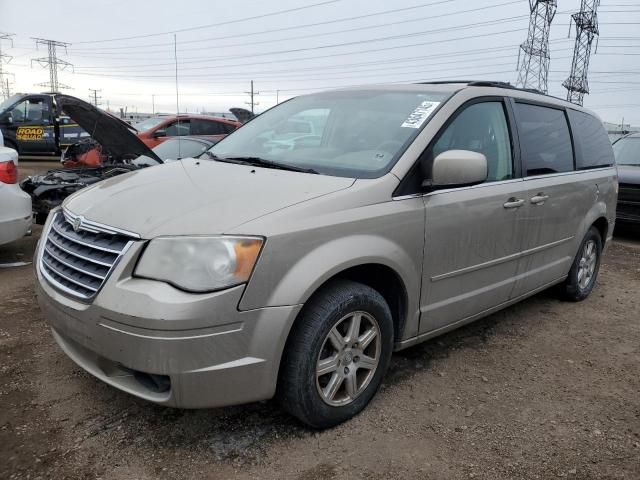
[44,244,108,280]
[46,233,116,268]
[41,255,99,292]
[39,211,135,300]
[51,220,125,254]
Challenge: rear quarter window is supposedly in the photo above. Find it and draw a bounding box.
[567,110,615,169]
[515,102,574,176]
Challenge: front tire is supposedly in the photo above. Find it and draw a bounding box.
[561,226,602,301]
[278,280,393,429]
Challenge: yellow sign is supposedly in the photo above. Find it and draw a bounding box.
[16,126,44,141]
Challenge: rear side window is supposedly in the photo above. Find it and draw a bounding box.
[191,119,227,135]
[165,120,191,136]
[567,110,614,169]
[515,103,573,176]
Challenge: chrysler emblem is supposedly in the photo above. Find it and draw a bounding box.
[72,216,83,232]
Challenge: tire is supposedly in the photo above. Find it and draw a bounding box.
[561,226,602,301]
[277,279,394,429]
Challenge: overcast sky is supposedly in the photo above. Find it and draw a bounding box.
[1,0,639,124]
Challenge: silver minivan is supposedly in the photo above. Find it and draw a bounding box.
[35,82,617,428]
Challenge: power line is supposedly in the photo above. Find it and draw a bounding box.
[30,37,72,92]
[516,0,557,93]
[69,0,459,52]
[72,0,342,44]
[69,0,519,56]
[72,26,532,74]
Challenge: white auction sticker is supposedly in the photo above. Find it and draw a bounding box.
[401,101,440,129]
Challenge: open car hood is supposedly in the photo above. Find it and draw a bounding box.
[54,94,161,163]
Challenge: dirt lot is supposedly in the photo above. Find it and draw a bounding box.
[1,181,639,479]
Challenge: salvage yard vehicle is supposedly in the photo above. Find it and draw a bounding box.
[35,81,617,429]
[0,93,90,155]
[613,133,640,224]
[0,145,32,245]
[135,114,240,149]
[23,134,216,224]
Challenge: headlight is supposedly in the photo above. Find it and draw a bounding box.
[134,236,263,292]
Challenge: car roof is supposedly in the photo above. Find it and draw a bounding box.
[158,114,240,125]
[322,81,599,118]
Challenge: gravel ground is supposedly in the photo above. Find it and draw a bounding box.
[1,173,639,479]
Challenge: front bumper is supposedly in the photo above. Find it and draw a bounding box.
[35,242,301,408]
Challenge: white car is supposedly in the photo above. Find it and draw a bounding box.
[0,145,32,245]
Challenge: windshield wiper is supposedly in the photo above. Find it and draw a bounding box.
[214,155,318,174]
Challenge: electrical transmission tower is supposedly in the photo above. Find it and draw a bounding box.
[515,0,557,93]
[89,88,102,107]
[31,37,72,92]
[0,32,15,100]
[563,0,600,106]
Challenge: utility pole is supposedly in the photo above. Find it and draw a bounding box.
[88,88,101,107]
[31,37,72,92]
[515,1,557,93]
[0,32,15,100]
[245,80,259,114]
[276,89,280,104]
[563,0,600,106]
[151,94,155,115]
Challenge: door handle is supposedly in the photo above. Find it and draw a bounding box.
[530,194,549,205]
[503,198,525,209]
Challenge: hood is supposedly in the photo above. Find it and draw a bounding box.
[64,158,354,238]
[617,165,640,185]
[54,94,161,163]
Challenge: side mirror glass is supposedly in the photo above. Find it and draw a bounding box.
[153,129,167,138]
[424,150,488,190]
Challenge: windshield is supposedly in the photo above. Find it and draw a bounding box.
[0,94,22,114]
[208,90,449,178]
[613,137,640,166]
[132,137,210,166]
[133,116,166,132]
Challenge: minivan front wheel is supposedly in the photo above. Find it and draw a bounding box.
[562,226,602,301]
[278,280,393,429]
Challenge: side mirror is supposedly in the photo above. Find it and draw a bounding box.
[152,129,167,138]
[0,113,12,124]
[423,150,487,190]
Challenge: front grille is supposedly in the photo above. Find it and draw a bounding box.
[39,211,136,300]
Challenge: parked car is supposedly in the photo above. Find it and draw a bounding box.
[612,133,640,224]
[34,81,616,429]
[23,136,215,224]
[0,93,92,155]
[0,145,32,245]
[134,114,240,149]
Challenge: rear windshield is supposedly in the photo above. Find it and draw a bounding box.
[613,137,640,166]
[209,90,450,178]
[133,117,166,132]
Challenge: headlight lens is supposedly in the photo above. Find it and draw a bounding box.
[134,236,263,292]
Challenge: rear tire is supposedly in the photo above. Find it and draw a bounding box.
[277,280,393,429]
[561,226,602,301]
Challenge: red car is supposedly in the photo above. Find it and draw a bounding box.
[134,114,241,148]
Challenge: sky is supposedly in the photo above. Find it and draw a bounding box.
[0,0,639,124]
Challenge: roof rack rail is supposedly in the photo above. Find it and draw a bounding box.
[417,80,545,95]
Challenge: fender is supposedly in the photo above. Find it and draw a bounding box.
[240,233,422,340]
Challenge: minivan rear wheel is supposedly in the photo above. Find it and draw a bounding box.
[278,280,393,429]
[561,226,602,301]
